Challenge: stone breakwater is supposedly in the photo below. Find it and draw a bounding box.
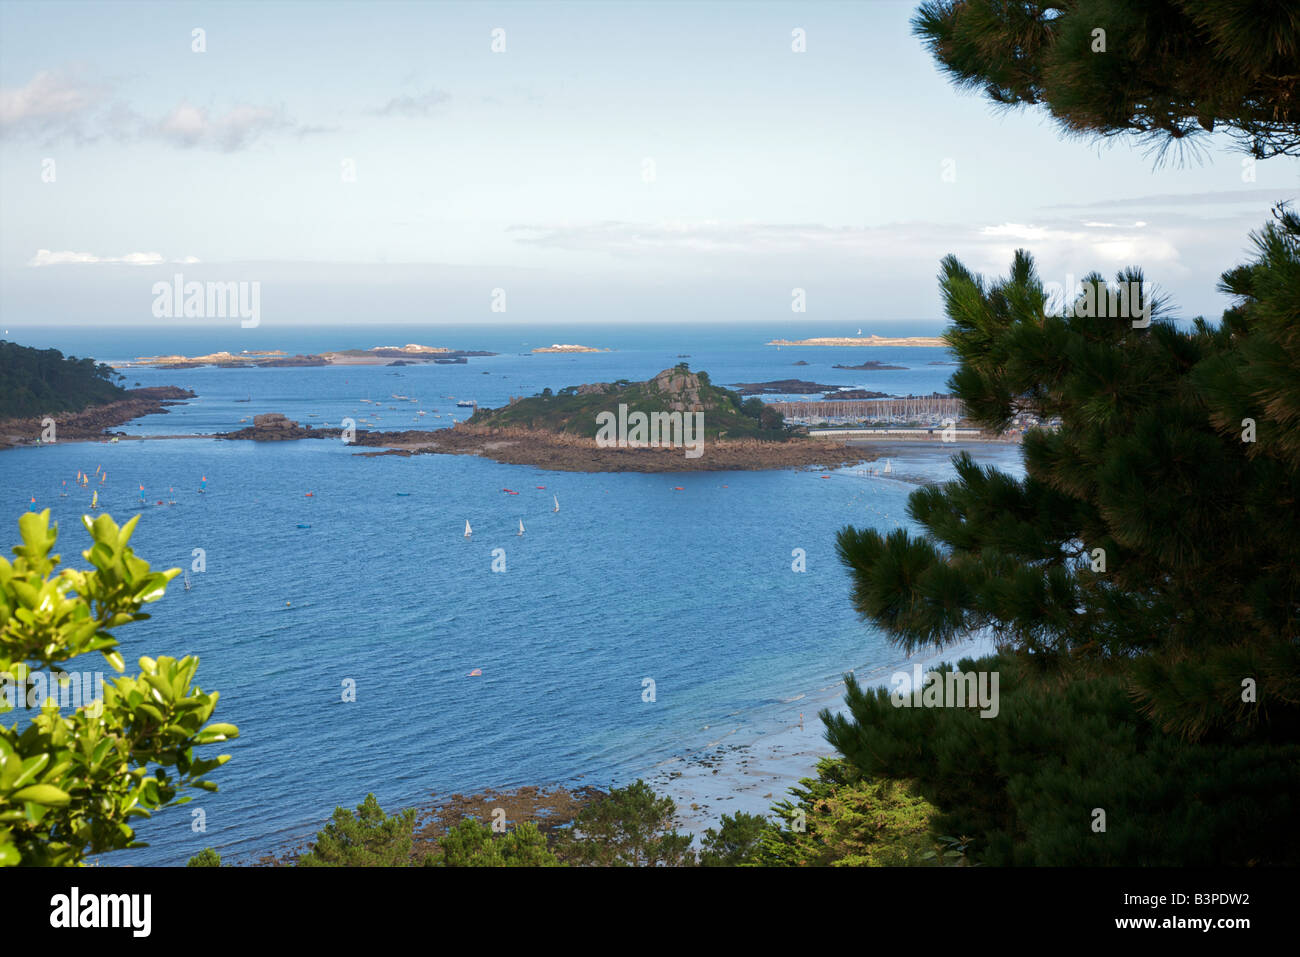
[0,387,197,449]
[216,415,873,472]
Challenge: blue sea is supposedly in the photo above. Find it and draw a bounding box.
[0,323,1022,864]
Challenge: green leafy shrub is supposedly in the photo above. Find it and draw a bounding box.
[0,511,236,866]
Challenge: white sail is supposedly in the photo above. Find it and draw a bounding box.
[884,458,892,474]
[553,494,559,512]
[464,520,472,538]
[518,519,525,536]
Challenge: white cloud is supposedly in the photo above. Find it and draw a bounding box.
[153,101,290,152]
[0,69,319,151]
[0,70,108,141]
[27,250,198,267]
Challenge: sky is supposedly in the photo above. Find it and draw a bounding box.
[1,0,1297,332]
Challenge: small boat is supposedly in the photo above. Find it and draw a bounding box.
[305,492,314,498]
[883,459,892,474]
[464,520,472,538]
[198,476,207,494]
[59,481,68,498]
[502,488,518,495]
[28,496,36,512]
[456,400,475,408]
[297,523,311,529]
[535,486,546,489]
[672,486,684,491]
[553,495,560,513]
[184,571,192,591]
[396,492,411,497]
[90,490,99,509]
[517,519,525,537]
[466,668,482,677]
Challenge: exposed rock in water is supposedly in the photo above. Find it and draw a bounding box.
[220,413,332,442]
[832,361,908,371]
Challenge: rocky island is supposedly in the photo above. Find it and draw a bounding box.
[832,361,908,371]
[218,366,872,473]
[730,380,890,399]
[114,344,497,369]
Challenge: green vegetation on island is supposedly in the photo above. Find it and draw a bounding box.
[468,363,790,442]
[0,340,126,419]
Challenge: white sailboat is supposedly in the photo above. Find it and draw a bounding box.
[518,519,525,537]
[553,494,560,513]
[883,458,892,474]
[464,520,472,538]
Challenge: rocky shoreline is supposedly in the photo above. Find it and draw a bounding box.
[0,386,197,450]
[357,424,873,472]
[216,414,874,472]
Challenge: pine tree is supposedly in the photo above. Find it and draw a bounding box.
[557,780,694,866]
[296,794,420,866]
[912,1,1300,161]
[828,214,1300,863]
[427,818,561,867]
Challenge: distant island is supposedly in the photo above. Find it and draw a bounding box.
[832,361,908,371]
[114,344,497,369]
[730,380,891,399]
[768,335,947,347]
[530,344,609,354]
